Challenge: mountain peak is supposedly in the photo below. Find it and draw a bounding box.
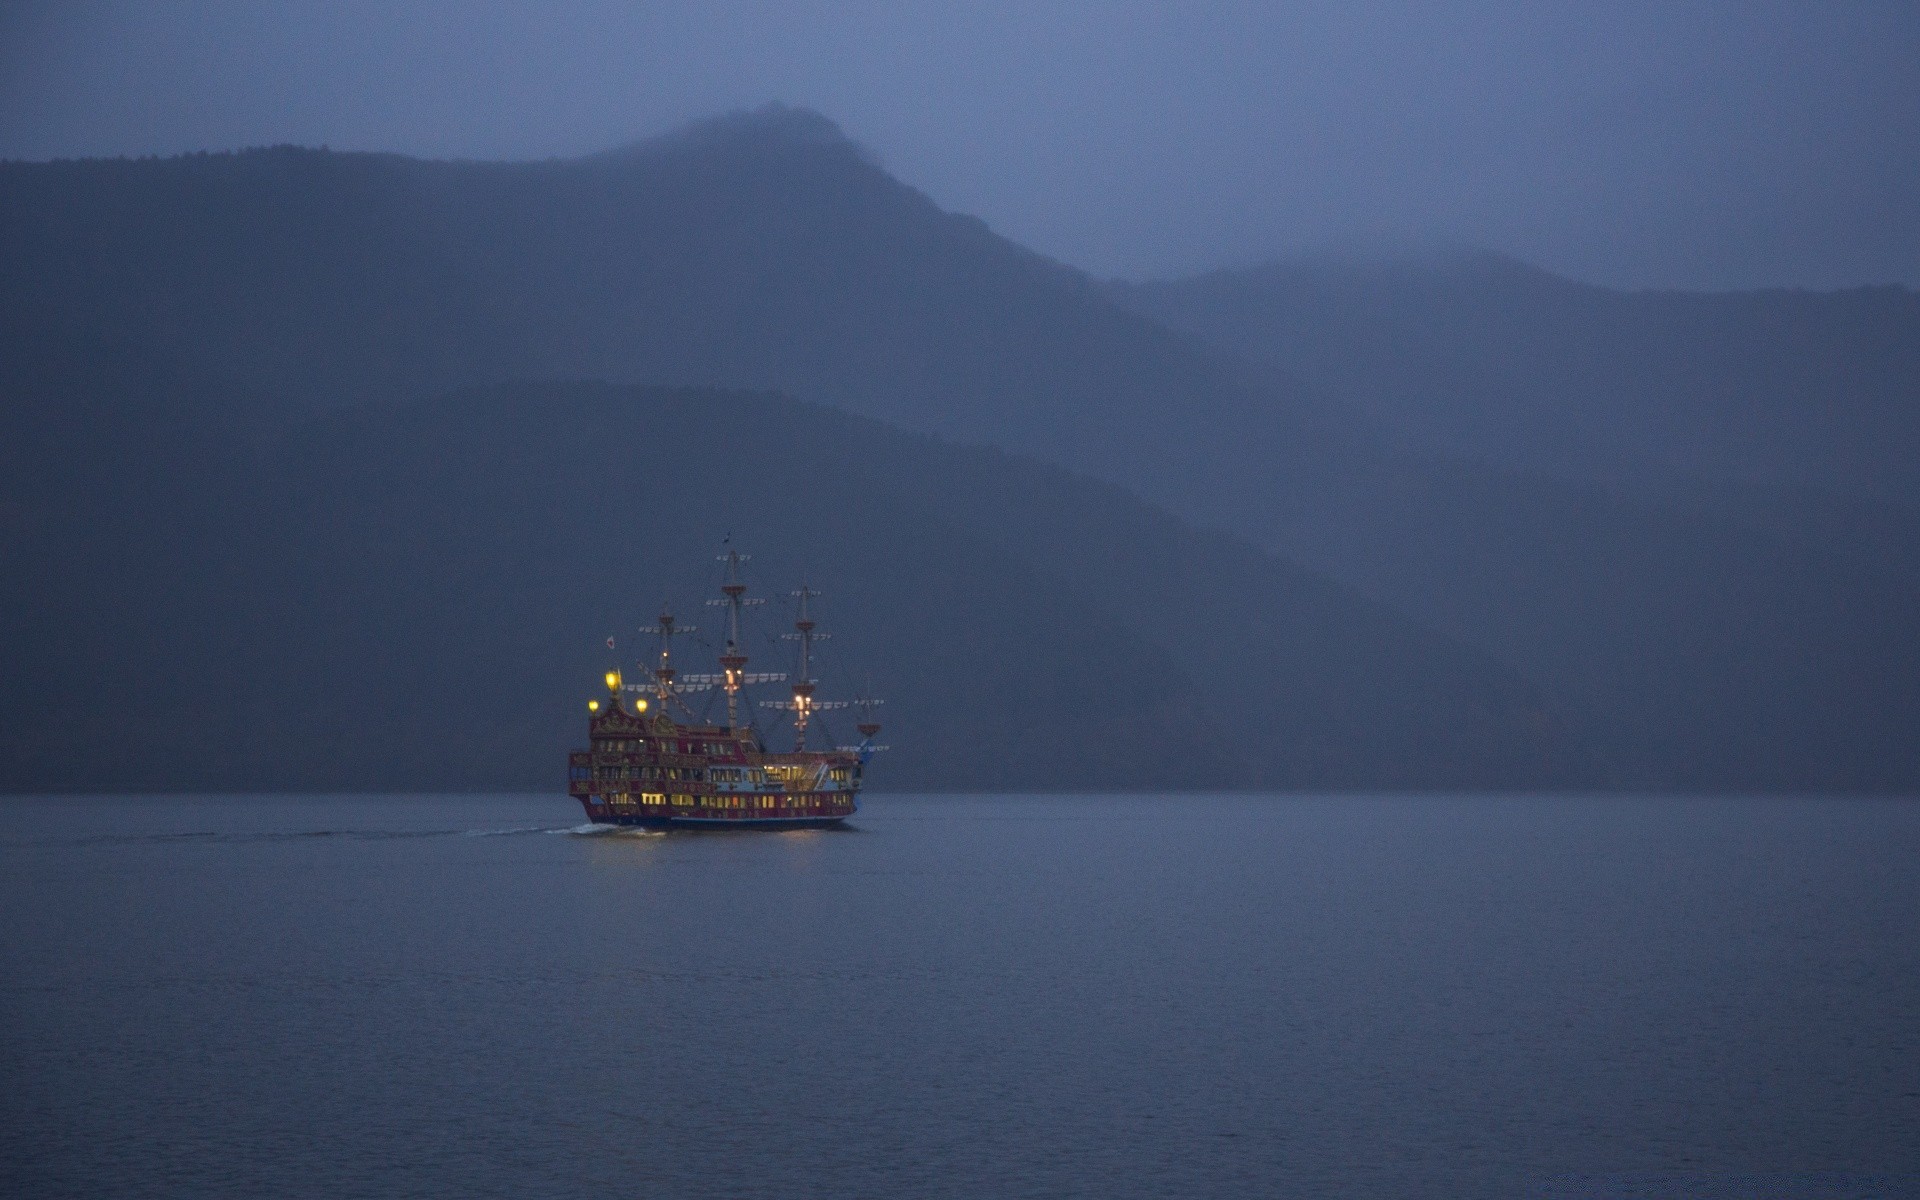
[594,103,862,163]
[685,103,849,145]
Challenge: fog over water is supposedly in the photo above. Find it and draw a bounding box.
[3,0,1917,288]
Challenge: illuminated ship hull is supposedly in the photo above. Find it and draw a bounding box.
[568,705,862,830]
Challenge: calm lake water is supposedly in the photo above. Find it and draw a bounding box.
[3,793,1916,1199]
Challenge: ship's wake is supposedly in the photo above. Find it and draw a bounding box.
[559,822,666,838]
[53,825,577,846]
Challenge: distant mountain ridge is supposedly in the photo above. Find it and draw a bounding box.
[1111,250,1920,502]
[1113,252,1920,790]
[4,106,1917,792]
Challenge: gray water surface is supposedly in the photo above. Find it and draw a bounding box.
[3,793,1916,1198]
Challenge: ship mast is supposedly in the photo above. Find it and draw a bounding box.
[789,584,822,749]
[757,583,848,749]
[836,686,888,761]
[856,692,884,741]
[707,548,764,730]
[640,605,694,714]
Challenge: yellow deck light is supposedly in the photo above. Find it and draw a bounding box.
[635,698,649,713]
[605,670,621,694]
[587,700,600,712]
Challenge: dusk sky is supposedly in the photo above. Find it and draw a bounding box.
[3,1,1917,289]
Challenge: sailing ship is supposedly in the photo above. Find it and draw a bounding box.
[566,549,883,828]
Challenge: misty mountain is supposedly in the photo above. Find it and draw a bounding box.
[1111,254,1920,789]
[1110,252,1920,504]
[1241,446,1920,790]
[0,374,1589,793]
[4,105,1917,791]
[0,106,1303,519]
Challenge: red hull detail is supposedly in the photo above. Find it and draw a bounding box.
[568,711,863,826]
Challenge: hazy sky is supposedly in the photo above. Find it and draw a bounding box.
[4,1,1916,289]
